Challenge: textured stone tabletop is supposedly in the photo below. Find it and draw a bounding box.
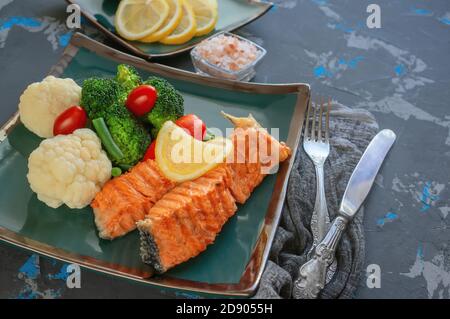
[0,0,448,299]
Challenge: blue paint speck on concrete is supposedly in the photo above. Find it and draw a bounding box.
[48,264,70,281]
[411,8,433,16]
[385,212,398,220]
[58,32,72,47]
[395,64,405,76]
[334,23,354,34]
[339,56,364,69]
[15,256,65,299]
[313,65,332,78]
[420,182,439,212]
[439,17,450,25]
[18,254,40,280]
[377,212,398,227]
[311,0,328,6]
[0,16,42,31]
[17,288,61,299]
[417,243,424,259]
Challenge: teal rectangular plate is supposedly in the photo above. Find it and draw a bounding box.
[67,0,273,59]
[0,33,308,297]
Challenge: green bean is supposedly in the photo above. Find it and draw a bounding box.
[92,118,124,162]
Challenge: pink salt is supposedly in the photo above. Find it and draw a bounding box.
[196,34,260,72]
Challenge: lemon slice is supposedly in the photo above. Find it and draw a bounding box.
[115,0,170,40]
[185,0,218,36]
[208,0,218,10]
[140,0,183,43]
[156,121,233,182]
[160,0,197,45]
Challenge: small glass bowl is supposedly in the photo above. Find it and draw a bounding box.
[190,31,266,82]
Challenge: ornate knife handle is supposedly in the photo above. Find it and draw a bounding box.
[293,216,348,299]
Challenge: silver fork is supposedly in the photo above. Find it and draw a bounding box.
[303,97,332,257]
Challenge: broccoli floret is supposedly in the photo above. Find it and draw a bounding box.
[80,78,120,119]
[116,64,142,104]
[144,76,184,137]
[105,106,151,166]
[81,75,151,166]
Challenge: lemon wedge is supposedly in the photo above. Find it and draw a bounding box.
[140,0,183,43]
[208,0,218,10]
[185,0,218,36]
[156,121,233,182]
[115,0,170,41]
[160,0,197,45]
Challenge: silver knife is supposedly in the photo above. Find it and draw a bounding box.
[293,129,396,299]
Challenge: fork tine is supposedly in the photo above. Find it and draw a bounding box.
[304,96,312,140]
[311,98,317,140]
[325,97,331,141]
[318,97,324,141]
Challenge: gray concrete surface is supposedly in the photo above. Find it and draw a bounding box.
[0,0,449,299]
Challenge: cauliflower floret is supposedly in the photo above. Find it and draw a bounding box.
[19,76,81,138]
[27,129,112,209]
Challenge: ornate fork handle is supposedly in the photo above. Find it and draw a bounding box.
[294,216,347,299]
[310,162,331,252]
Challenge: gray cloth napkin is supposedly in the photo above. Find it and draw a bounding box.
[255,102,379,299]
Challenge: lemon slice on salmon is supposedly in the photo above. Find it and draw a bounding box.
[160,0,197,45]
[140,0,183,43]
[208,0,218,10]
[115,0,170,40]
[156,121,233,182]
[185,0,218,36]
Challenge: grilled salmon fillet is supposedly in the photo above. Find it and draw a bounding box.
[138,165,236,273]
[138,124,291,273]
[91,160,176,239]
[227,127,291,203]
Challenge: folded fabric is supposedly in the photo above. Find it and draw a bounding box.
[255,102,379,299]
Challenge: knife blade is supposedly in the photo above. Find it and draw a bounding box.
[293,129,396,299]
[339,129,396,219]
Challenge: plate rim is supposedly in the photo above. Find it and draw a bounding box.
[65,0,274,59]
[0,32,309,297]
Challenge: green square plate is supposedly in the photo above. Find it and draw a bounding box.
[0,33,308,297]
[66,0,273,59]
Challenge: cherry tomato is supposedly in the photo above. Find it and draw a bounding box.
[143,140,156,161]
[175,114,206,141]
[126,85,157,117]
[53,106,87,136]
